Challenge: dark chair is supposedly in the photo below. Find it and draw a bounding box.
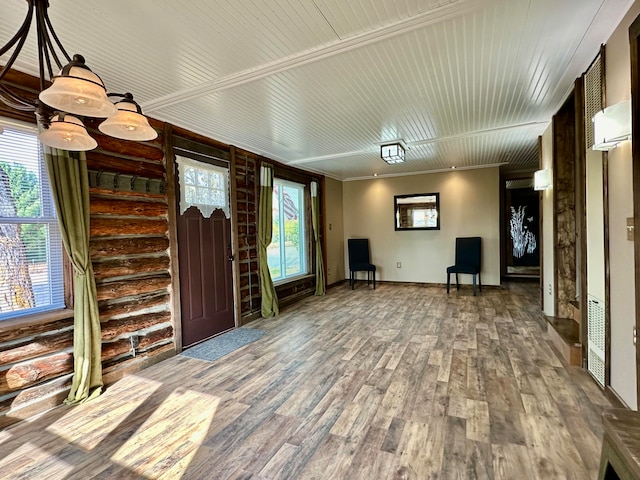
[348,238,376,290]
[446,237,482,295]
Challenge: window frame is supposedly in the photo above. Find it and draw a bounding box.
[0,117,72,325]
[269,177,311,284]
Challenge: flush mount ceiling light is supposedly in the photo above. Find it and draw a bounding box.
[0,0,157,151]
[380,142,405,164]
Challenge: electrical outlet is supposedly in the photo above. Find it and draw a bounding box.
[130,335,139,357]
[397,262,401,268]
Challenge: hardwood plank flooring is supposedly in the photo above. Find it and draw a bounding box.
[0,282,611,479]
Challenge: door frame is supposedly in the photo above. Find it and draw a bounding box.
[629,14,640,408]
[164,131,239,352]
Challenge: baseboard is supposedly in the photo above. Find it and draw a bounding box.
[327,279,348,289]
[345,279,502,290]
[605,386,631,410]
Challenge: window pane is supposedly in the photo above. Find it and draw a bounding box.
[282,184,301,276]
[0,122,65,320]
[268,179,306,282]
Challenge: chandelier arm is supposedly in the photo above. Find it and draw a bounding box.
[0,0,34,58]
[35,1,48,91]
[0,25,32,84]
[42,3,72,64]
[0,84,36,112]
[108,92,144,114]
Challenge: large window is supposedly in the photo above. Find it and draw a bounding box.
[0,121,65,320]
[268,179,307,282]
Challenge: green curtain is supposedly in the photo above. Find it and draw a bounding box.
[44,146,103,405]
[258,163,279,317]
[311,181,326,296]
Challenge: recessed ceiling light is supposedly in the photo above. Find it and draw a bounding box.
[451,166,456,169]
[373,173,378,177]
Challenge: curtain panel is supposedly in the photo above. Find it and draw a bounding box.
[258,163,279,317]
[311,181,325,296]
[44,146,103,404]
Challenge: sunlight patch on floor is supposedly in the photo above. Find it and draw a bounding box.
[111,387,219,479]
[46,375,163,451]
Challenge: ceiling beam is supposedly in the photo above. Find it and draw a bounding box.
[288,121,548,165]
[143,0,501,113]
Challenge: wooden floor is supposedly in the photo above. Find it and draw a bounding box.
[0,282,611,479]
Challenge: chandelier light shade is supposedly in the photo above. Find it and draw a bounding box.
[98,93,158,141]
[39,55,117,118]
[38,113,98,151]
[0,0,155,151]
[381,142,406,164]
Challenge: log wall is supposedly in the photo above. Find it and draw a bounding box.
[0,109,174,428]
[0,69,324,429]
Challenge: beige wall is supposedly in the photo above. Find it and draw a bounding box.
[604,1,638,409]
[324,177,345,285]
[541,124,555,316]
[342,167,500,286]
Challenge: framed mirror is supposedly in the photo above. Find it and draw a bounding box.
[394,192,440,230]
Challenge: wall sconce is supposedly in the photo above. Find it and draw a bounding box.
[534,169,552,190]
[381,143,405,164]
[592,100,631,151]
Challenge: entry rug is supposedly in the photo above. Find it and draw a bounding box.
[181,328,266,362]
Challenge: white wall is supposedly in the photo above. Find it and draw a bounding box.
[541,124,555,316]
[342,167,500,286]
[324,177,345,285]
[604,1,639,409]
[586,149,606,303]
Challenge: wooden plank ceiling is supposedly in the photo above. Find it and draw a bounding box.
[0,0,634,179]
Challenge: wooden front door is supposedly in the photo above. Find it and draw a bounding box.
[176,166,235,347]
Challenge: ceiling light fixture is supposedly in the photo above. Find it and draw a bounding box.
[592,100,631,151]
[0,0,157,151]
[381,142,405,164]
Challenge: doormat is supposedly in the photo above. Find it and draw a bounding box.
[181,328,266,362]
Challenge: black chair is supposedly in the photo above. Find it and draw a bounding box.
[446,237,482,295]
[348,238,376,290]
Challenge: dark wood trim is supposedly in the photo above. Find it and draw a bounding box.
[320,176,328,291]
[539,136,544,311]
[172,136,230,163]
[230,146,242,327]
[499,170,506,280]
[600,44,612,388]
[163,123,183,353]
[574,75,588,367]
[170,125,231,157]
[552,113,559,317]
[603,151,612,386]
[629,12,640,409]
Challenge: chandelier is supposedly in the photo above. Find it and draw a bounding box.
[0,0,157,151]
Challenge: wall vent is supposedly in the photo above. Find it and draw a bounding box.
[584,52,603,149]
[587,295,606,387]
